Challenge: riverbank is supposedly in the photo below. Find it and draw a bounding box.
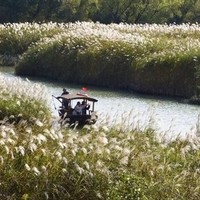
[1,22,200,102]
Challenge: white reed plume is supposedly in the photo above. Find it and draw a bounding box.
[83,161,90,170]
[0,73,49,103]
[16,146,25,156]
[74,163,84,175]
[32,166,41,176]
[35,120,44,127]
[36,134,47,144]
[25,163,31,171]
[28,142,37,152]
[120,156,129,165]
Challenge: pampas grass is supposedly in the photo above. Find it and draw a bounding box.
[0,73,200,199]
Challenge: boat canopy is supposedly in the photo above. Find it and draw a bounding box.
[57,93,98,102]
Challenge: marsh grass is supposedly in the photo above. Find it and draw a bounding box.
[1,118,200,199]
[1,21,200,197]
[0,73,200,199]
[0,74,51,124]
[0,22,198,97]
[6,21,199,98]
[0,22,65,55]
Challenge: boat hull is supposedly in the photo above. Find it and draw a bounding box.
[59,111,97,127]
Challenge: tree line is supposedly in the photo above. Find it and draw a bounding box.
[0,0,200,24]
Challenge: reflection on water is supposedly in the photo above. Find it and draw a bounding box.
[1,67,200,139]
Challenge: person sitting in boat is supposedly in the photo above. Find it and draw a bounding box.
[81,100,90,115]
[72,102,82,115]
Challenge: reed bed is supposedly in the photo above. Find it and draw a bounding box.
[0,22,200,97]
[0,73,51,123]
[0,73,200,199]
[9,22,200,98]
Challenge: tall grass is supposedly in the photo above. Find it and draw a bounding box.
[12,22,200,98]
[0,73,200,199]
[0,22,66,55]
[1,22,200,97]
[0,73,51,123]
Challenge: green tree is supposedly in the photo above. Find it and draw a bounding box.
[75,0,99,21]
[57,0,98,22]
[27,0,62,22]
[57,0,80,22]
[0,0,62,23]
[0,0,29,22]
[91,0,200,24]
[0,0,200,24]
[167,0,200,23]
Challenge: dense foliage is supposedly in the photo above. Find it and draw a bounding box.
[6,22,199,99]
[0,73,200,199]
[0,0,200,24]
[1,1,200,199]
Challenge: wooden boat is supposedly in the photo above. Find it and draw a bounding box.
[55,93,98,127]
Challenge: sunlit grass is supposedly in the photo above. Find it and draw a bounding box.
[0,73,200,199]
[0,22,199,97]
[0,73,51,123]
[5,21,199,98]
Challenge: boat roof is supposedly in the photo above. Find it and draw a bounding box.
[57,93,98,102]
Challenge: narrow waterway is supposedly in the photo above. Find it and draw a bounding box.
[1,67,200,139]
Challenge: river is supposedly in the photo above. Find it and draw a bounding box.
[1,66,200,140]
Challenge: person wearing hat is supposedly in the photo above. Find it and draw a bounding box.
[61,88,70,109]
[62,88,69,95]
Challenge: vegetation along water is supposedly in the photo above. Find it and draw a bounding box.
[1,5,200,197]
[1,0,200,199]
[1,22,200,101]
